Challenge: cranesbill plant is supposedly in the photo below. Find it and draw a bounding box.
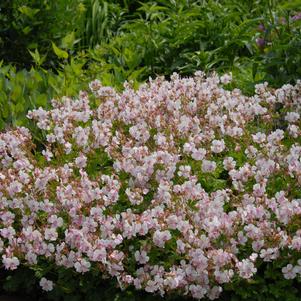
[1,72,301,299]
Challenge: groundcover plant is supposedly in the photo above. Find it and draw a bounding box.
[1,72,301,299]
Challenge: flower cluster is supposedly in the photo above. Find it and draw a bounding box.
[1,72,301,299]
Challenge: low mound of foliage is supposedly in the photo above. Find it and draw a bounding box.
[1,73,301,300]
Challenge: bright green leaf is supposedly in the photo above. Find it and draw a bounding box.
[52,42,68,59]
[61,32,76,49]
[18,5,40,18]
[28,49,46,66]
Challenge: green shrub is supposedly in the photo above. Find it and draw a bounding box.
[0,0,86,69]
[0,55,90,130]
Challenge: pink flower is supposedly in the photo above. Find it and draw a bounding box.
[134,250,149,264]
[282,264,297,279]
[153,230,171,248]
[44,228,58,241]
[7,181,22,197]
[202,160,216,173]
[75,153,87,169]
[39,277,54,291]
[74,259,91,273]
[189,285,207,299]
[42,149,53,161]
[252,132,266,144]
[48,215,64,228]
[223,157,236,170]
[2,255,20,270]
[211,139,225,153]
[191,148,206,161]
[220,73,232,84]
[285,112,300,123]
[91,248,107,262]
[236,259,257,279]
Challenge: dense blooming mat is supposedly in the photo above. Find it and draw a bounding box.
[1,72,301,299]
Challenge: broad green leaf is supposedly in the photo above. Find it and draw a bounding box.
[52,42,68,59]
[0,91,9,119]
[10,84,22,102]
[61,32,76,49]
[128,67,146,81]
[22,26,32,35]
[15,101,25,113]
[18,6,40,18]
[70,59,83,76]
[35,93,48,107]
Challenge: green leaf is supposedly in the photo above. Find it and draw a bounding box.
[28,49,46,66]
[15,101,25,113]
[280,0,301,10]
[10,84,22,103]
[0,91,9,119]
[35,93,48,107]
[62,32,76,49]
[22,26,32,35]
[52,42,68,59]
[18,6,40,18]
[128,67,146,81]
[70,59,83,76]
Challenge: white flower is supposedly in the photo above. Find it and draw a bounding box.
[220,73,232,84]
[153,230,171,248]
[202,160,216,173]
[39,277,54,291]
[211,139,225,153]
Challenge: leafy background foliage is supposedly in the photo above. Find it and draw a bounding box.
[1,0,301,131]
[1,0,301,300]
